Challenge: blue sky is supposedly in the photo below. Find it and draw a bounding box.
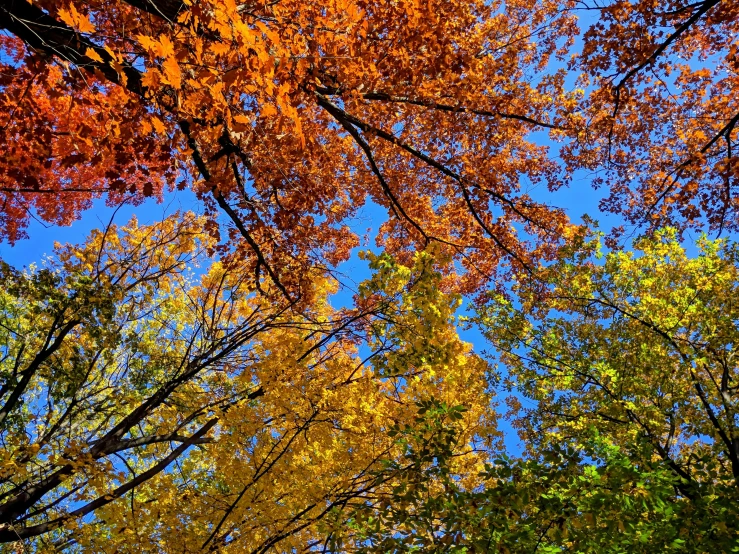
[0,188,202,268]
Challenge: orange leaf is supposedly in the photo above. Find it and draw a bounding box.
[261,103,278,118]
[58,4,96,34]
[84,48,103,64]
[141,69,161,89]
[150,116,166,135]
[210,42,232,57]
[137,34,157,53]
[156,36,176,59]
[161,57,182,89]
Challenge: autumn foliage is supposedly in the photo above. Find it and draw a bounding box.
[0,0,738,551]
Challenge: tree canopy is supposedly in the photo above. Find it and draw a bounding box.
[0,216,495,549]
[473,230,739,552]
[0,0,738,551]
[1,0,738,290]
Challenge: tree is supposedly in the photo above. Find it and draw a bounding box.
[336,231,739,553]
[475,229,739,549]
[1,0,736,296]
[2,0,739,550]
[334,420,707,553]
[0,218,495,550]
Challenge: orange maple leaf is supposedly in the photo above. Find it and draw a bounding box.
[58,4,96,34]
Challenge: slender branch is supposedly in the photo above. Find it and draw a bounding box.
[642,110,739,226]
[314,86,562,130]
[0,0,144,95]
[316,96,430,245]
[0,418,218,541]
[611,0,722,116]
